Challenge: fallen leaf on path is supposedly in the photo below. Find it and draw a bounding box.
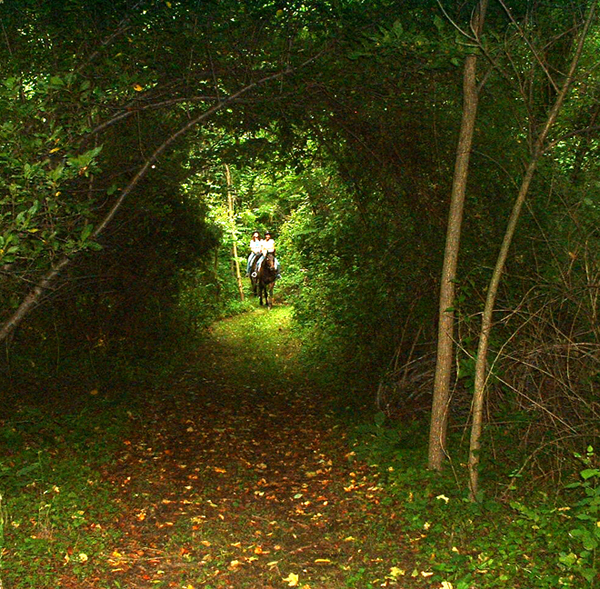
[387,567,405,579]
[283,572,299,586]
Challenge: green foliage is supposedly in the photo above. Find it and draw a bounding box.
[0,74,103,274]
[560,447,600,584]
[350,411,600,587]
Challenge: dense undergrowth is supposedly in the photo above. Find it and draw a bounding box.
[352,413,600,588]
[0,305,599,588]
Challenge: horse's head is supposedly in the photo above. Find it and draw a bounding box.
[265,252,276,270]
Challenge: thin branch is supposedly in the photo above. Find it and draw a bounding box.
[89,95,221,136]
[436,0,477,42]
[544,124,600,152]
[496,0,559,93]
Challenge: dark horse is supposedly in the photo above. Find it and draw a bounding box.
[255,252,277,309]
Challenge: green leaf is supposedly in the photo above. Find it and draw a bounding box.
[582,567,597,582]
[67,145,103,170]
[583,536,598,551]
[580,469,600,480]
[80,224,94,242]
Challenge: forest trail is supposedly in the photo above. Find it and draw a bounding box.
[73,307,410,589]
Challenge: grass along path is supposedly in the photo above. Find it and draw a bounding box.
[55,307,412,589]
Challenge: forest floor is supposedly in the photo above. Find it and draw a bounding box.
[4,306,430,589]
[2,306,587,588]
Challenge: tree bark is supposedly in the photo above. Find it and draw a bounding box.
[225,164,245,302]
[428,0,488,471]
[468,2,596,500]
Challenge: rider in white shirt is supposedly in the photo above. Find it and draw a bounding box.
[261,235,275,255]
[246,231,263,276]
[254,231,280,277]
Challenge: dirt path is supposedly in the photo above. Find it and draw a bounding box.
[79,309,408,588]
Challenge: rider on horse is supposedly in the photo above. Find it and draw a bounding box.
[254,231,280,278]
[246,231,263,277]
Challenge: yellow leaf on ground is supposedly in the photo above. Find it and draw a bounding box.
[388,566,405,578]
[283,572,299,587]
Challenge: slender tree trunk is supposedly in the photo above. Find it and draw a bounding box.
[225,164,245,302]
[428,0,488,471]
[214,246,221,303]
[468,3,596,500]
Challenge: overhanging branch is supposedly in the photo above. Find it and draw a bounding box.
[0,57,320,344]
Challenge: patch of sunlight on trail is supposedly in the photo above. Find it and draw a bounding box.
[207,306,302,386]
[213,305,294,351]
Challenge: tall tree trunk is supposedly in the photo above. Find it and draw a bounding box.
[225,164,245,302]
[428,0,488,471]
[468,2,596,500]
